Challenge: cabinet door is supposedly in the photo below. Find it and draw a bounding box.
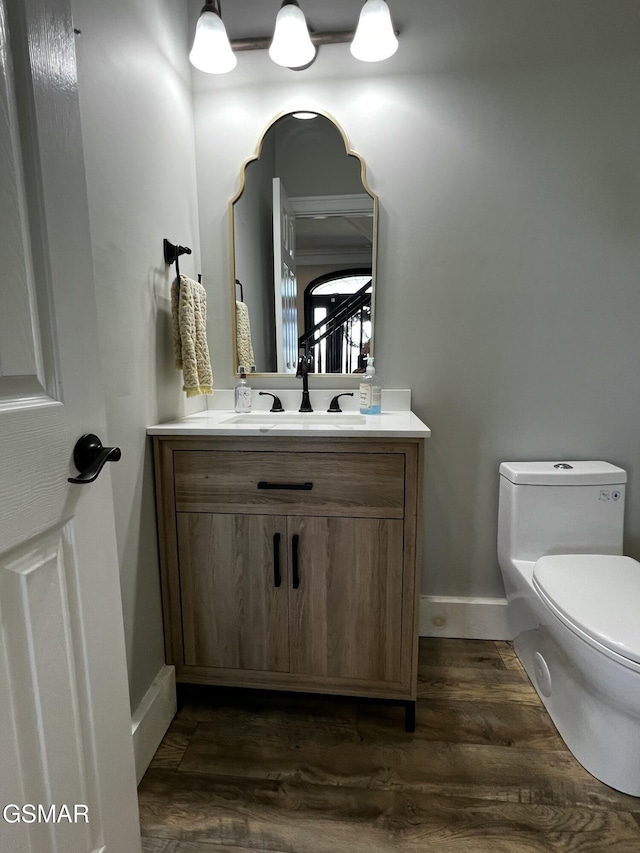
[289,517,405,683]
[177,513,289,672]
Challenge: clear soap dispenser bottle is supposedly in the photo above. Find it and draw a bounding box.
[359,356,381,414]
[234,366,252,413]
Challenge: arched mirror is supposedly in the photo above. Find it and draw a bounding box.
[230,111,377,376]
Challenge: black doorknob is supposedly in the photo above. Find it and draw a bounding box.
[68,434,121,484]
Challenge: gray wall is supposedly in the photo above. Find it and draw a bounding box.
[71,0,201,712]
[193,0,640,601]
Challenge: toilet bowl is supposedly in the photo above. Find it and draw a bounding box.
[497,461,640,796]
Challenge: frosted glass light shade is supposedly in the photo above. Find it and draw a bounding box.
[350,0,398,63]
[269,2,316,69]
[189,10,237,74]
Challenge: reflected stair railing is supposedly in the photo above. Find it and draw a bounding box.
[298,281,371,374]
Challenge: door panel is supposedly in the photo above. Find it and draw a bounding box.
[0,0,66,553]
[289,517,405,683]
[178,513,290,672]
[0,0,44,390]
[1,530,94,853]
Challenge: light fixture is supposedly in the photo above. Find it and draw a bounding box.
[269,1,316,69]
[189,0,237,74]
[350,0,398,62]
[189,1,399,74]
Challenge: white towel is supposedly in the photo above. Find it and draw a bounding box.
[235,300,255,371]
[171,275,214,397]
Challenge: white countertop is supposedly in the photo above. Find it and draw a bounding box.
[148,409,430,438]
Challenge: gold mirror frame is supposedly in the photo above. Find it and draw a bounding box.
[229,109,378,377]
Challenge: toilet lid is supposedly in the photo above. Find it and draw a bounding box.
[533,554,640,664]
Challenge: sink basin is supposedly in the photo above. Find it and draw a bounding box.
[222,412,367,425]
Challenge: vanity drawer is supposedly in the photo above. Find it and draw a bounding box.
[173,450,405,518]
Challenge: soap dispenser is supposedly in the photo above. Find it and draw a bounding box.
[234,366,252,413]
[359,356,381,414]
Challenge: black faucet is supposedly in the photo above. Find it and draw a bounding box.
[296,350,314,412]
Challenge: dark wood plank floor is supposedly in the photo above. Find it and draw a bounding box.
[138,638,640,852]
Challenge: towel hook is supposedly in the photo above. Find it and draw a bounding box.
[235,278,244,302]
[164,239,192,281]
[163,239,191,265]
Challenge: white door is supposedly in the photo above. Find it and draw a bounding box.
[272,177,298,373]
[0,1,141,852]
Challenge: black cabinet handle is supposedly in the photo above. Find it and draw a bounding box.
[273,532,282,588]
[68,434,121,484]
[257,481,313,491]
[291,534,300,589]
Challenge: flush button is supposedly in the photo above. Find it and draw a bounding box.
[554,463,573,470]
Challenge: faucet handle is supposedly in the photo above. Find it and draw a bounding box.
[258,392,284,412]
[328,392,354,413]
[296,351,313,377]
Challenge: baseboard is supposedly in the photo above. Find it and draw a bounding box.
[420,595,511,640]
[131,665,176,784]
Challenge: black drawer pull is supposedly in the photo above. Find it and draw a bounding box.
[257,481,313,491]
[292,534,300,589]
[273,533,282,588]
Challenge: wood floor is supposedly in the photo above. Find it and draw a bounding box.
[138,638,640,852]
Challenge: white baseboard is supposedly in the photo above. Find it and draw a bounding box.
[420,595,512,640]
[131,665,176,784]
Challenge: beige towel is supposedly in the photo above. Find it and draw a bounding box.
[235,300,255,371]
[171,275,213,397]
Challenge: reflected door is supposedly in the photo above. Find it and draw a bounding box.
[273,178,298,373]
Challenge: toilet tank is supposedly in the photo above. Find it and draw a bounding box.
[497,461,627,563]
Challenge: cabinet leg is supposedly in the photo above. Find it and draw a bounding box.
[404,700,416,732]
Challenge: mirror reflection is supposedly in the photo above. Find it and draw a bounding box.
[231,112,377,375]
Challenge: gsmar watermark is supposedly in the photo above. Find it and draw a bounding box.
[3,804,89,824]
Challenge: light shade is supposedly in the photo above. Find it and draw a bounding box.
[189,6,237,74]
[269,1,316,69]
[350,0,398,63]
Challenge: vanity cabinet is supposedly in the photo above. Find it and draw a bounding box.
[152,435,424,727]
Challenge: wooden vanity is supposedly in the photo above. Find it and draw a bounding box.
[152,425,426,730]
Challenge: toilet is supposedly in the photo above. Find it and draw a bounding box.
[497,460,640,796]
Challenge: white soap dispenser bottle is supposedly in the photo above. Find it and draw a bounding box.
[359,356,381,414]
[234,366,252,413]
